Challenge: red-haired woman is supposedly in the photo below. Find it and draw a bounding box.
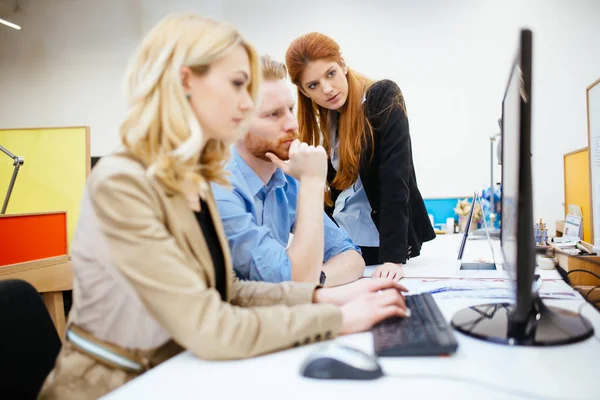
[285,32,435,280]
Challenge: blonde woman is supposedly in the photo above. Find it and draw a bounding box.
[38,15,409,399]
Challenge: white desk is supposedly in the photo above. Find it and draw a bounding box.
[103,235,600,400]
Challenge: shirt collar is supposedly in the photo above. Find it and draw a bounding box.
[269,168,287,190]
[231,147,287,197]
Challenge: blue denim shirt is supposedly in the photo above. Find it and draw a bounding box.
[211,147,360,283]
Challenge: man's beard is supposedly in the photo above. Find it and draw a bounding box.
[244,132,298,162]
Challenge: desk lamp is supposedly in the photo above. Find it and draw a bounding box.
[0,144,24,214]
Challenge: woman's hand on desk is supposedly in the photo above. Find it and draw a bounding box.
[371,263,404,281]
[313,278,408,306]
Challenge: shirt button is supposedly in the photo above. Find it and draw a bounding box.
[292,341,300,347]
[303,337,311,345]
[315,334,322,342]
[325,331,332,339]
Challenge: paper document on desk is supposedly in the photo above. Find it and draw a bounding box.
[551,239,577,248]
[412,279,580,300]
[413,279,513,299]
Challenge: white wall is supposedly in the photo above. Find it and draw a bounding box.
[1,0,599,230]
[223,0,600,232]
[0,0,137,156]
[0,0,224,156]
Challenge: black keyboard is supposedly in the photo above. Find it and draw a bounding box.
[372,293,459,356]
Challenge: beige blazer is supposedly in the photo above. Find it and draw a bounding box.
[39,153,342,399]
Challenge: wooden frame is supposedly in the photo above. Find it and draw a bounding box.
[564,147,588,157]
[0,125,90,177]
[587,78,600,245]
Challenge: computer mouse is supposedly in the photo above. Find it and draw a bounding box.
[299,343,383,380]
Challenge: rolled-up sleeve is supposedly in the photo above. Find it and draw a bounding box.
[212,183,293,283]
[323,212,361,262]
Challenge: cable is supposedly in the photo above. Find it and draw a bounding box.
[584,285,600,301]
[565,269,600,282]
[383,372,577,400]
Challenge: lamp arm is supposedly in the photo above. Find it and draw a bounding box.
[0,145,25,214]
[0,144,16,159]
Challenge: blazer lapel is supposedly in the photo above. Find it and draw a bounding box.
[164,190,217,290]
[115,152,219,290]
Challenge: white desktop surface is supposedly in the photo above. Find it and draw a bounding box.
[102,234,599,400]
[365,232,504,278]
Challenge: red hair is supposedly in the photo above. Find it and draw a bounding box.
[285,32,373,205]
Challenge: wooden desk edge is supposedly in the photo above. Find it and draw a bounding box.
[0,258,73,338]
[0,257,73,292]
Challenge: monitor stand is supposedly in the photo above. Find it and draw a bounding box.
[451,296,594,346]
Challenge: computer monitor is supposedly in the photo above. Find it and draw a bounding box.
[450,29,594,346]
[457,192,478,260]
[457,192,497,271]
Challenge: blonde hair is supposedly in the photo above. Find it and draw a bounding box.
[261,55,288,80]
[120,14,262,194]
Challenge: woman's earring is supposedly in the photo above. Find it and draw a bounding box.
[185,93,191,100]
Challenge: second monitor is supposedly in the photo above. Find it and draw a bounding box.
[457,192,497,271]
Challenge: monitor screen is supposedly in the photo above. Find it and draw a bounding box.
[500,29,536,322]
[500,60,522,282]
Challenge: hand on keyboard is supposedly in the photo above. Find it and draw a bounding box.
[372,293,459,356]
[339,289,410,335]
[314,278,408,306]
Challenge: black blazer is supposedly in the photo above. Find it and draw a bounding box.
[325,80,435,264]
